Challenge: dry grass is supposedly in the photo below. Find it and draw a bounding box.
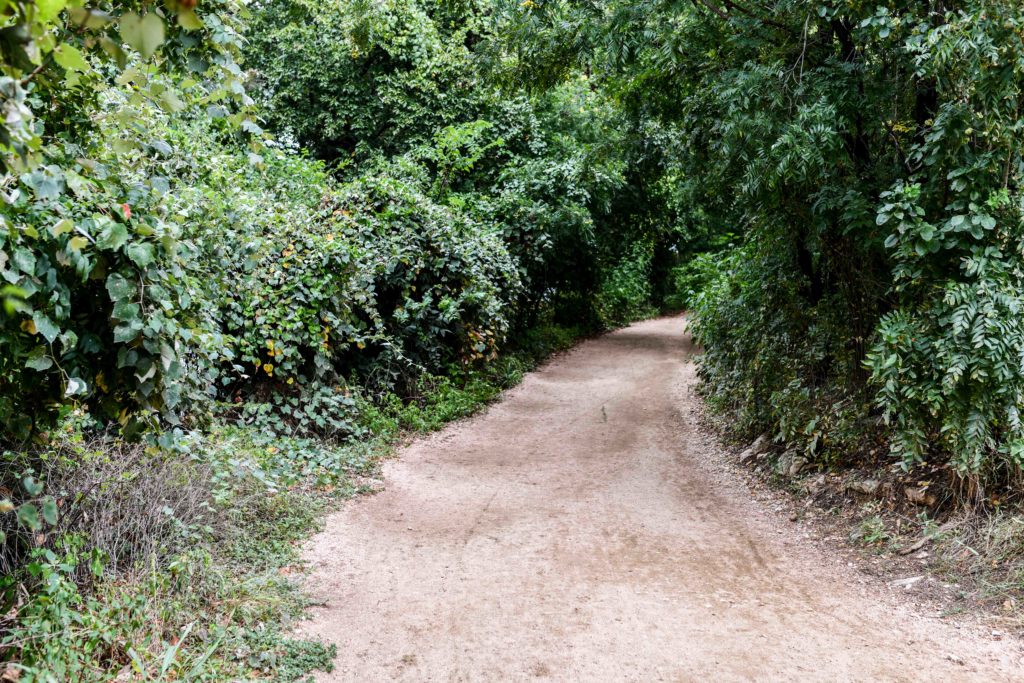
[1,435,217,583]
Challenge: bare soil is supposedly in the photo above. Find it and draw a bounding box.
[298,316,1024,681]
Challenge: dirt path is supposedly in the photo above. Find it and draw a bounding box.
[299,316,1023,682]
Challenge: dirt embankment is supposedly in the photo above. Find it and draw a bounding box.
[299,316,1023,681]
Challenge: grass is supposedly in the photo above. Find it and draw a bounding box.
[1,322,591,682]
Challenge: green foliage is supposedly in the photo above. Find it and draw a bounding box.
[852,512,890,548]
[511,0,1024,485]
[863,5,1024,481]
[245,0,488,162]
[0,429,348,681]
[173,123,521,437]
[247,0,649,330]
[0,1,251,443]
[0,1,238,172]
[691,238,874,463]
[594,240,655,327]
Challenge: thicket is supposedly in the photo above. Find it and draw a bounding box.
[0,0,665,678]
[507,0,1024,500]
[10,0,1023,676]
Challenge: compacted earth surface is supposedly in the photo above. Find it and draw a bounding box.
[298,316,1024,682]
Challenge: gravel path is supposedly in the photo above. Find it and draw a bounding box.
[299,316,1023,681]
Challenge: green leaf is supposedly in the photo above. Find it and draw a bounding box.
[114,323,142,343]
[32,312,60,343]
[50,219,74,237]
[177,9,204,31]
[36,0,67,23]
[41,497,58,525]
[65,377,88,396]
[23,476,43,497]
[17,503,40,532]
[13,247,36,275]
[121,12,166,59]
[97,222,129,250]
[126,242,155,268]
[159,90,186,113]
[53,44,91,73]
[25,347,53,371]
[106,273,135,302]
[113,300,141,322]
[69,8,113,29]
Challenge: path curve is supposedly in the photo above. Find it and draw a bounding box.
[299,316,1023,681]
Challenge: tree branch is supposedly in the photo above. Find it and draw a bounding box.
[721,0,790,31]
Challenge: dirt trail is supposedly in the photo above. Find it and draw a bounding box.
[299,316,1023,682]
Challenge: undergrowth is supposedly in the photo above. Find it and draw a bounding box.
[0,322,588,681]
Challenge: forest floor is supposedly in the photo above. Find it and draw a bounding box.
[297,316,1024,681]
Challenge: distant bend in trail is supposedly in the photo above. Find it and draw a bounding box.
[299,316,1022,682]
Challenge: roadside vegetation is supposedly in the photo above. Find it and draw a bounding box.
[3,0,1024,677]
[503,0,1024,620]
[0,1,664,679]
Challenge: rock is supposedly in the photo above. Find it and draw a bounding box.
[775,450,794,476]
[847,478,881,496]
[774,450,807,477]
[802,473,827,494]
[787,455,808,477]
[739,434,771,463]
[898,538,929,555]
[890,575,925,590]
[904,486,936,507]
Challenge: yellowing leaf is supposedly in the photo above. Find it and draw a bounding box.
[50,219,74,237]
[177,9,204,31]
[21,319,37,335]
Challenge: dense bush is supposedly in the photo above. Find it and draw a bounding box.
[166,121,520,437]
[0,2,250,443]
[245,0,489,162]
[510,0,1024,490]
[594,240,655,328]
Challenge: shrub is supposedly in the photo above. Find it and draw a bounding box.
[663,250,728,311]
[0,2,250,444]
[174,126,521,438]
[691,238,875,462]
[245,0,486,162]
[594,240,655,327]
